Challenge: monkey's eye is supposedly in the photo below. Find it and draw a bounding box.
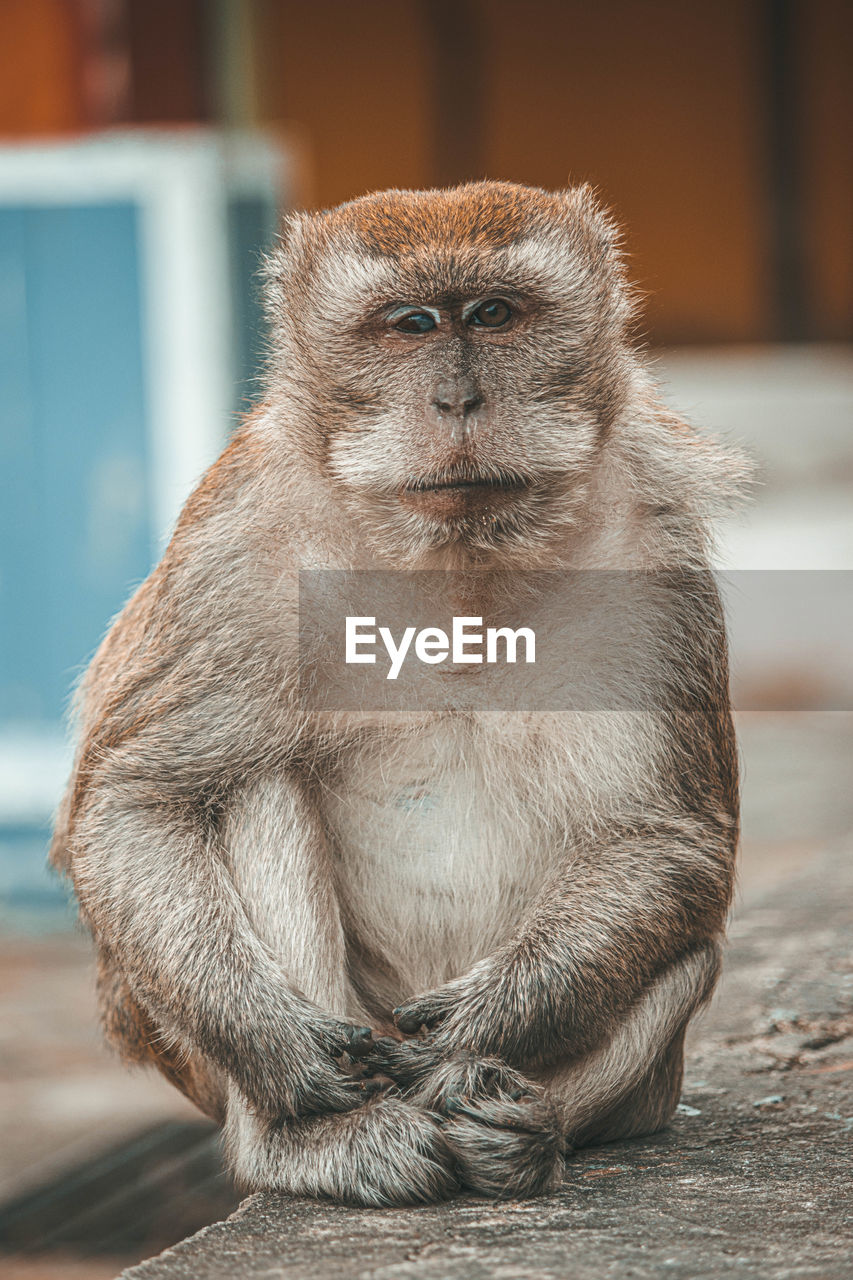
[388,306,440,334]
[466,298,512,329]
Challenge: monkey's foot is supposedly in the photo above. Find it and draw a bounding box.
[442,1094,565,1198]
[408,1053,535,1113]
[232,1096,458,1207]
[337,1097,459,1206]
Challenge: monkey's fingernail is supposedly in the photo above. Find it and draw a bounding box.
[346,1026,374,1057]
[393,1009,423,1034]
[360,1073,395,1095]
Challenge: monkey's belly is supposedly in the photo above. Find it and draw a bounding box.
[323,735,553,993]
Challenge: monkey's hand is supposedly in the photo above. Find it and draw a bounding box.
[387,959,524,1062]
[365,1033,537,1116]
[270,1015,392,1118]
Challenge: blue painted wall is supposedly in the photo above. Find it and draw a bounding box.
[0,191,277,926]
[0,202,152,724]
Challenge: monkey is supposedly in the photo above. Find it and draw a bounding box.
[50,180,749,1207]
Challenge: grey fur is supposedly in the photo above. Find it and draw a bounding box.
[51,181,748,1205]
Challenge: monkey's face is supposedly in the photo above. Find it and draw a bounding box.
[268,182,634,561]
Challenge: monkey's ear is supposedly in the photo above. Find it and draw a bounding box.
[263,211,315,280]
[558,183,623,256]
[260,210,322,323]
[553,183,633,332]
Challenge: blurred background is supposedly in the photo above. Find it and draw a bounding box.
[0,1,851,1276]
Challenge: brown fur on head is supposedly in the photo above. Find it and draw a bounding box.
[262,181,637,563]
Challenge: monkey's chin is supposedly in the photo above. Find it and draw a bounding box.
[399,480,529,523]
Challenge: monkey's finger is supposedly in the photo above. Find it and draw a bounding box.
[321,1021,375,1058]
[362,1035,436,1087]
[358,1074,397,1096]
[344,1025,375,1057]
[371,1034,424,1057]
[392,1005,439,1034]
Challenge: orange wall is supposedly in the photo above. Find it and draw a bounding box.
[478,0,766,342]
[254,0,431,208]
[253,0,851,344]
[1,0,849,343]
[802,0,853,339]
[0,0,85,136]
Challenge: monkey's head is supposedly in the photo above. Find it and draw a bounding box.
[265,181,637,563]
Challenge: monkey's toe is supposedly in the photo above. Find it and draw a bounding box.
[442,1094,565,1199]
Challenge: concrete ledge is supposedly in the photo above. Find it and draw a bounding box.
[122,842,853,1280]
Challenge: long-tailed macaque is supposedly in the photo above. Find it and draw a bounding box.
[51,182,748,1205]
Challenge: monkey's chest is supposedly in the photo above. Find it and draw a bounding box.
[322,729,553,988]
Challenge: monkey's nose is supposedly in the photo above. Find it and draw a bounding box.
[431,378,483,418]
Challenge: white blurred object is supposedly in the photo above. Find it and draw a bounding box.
[658,346,853,706]
[0,129,290,547]
[0,131,290,894]
[656,345,853,570]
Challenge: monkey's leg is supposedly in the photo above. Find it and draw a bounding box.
[96,949,227,1121]
[390,821,730,1066]
[224,1086,457,1207]
[546,944,718,1146]
[73,768,380,1124]
[569,1029,687,1147]
[222,775,360,1019]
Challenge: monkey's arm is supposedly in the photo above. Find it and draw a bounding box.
[70,749,378,1120]
[380,810,734,1075]
[54,431,379,1120]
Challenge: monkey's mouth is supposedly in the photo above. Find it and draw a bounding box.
[401,469,530,518]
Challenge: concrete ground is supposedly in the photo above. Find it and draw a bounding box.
[1,712,851,1278]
